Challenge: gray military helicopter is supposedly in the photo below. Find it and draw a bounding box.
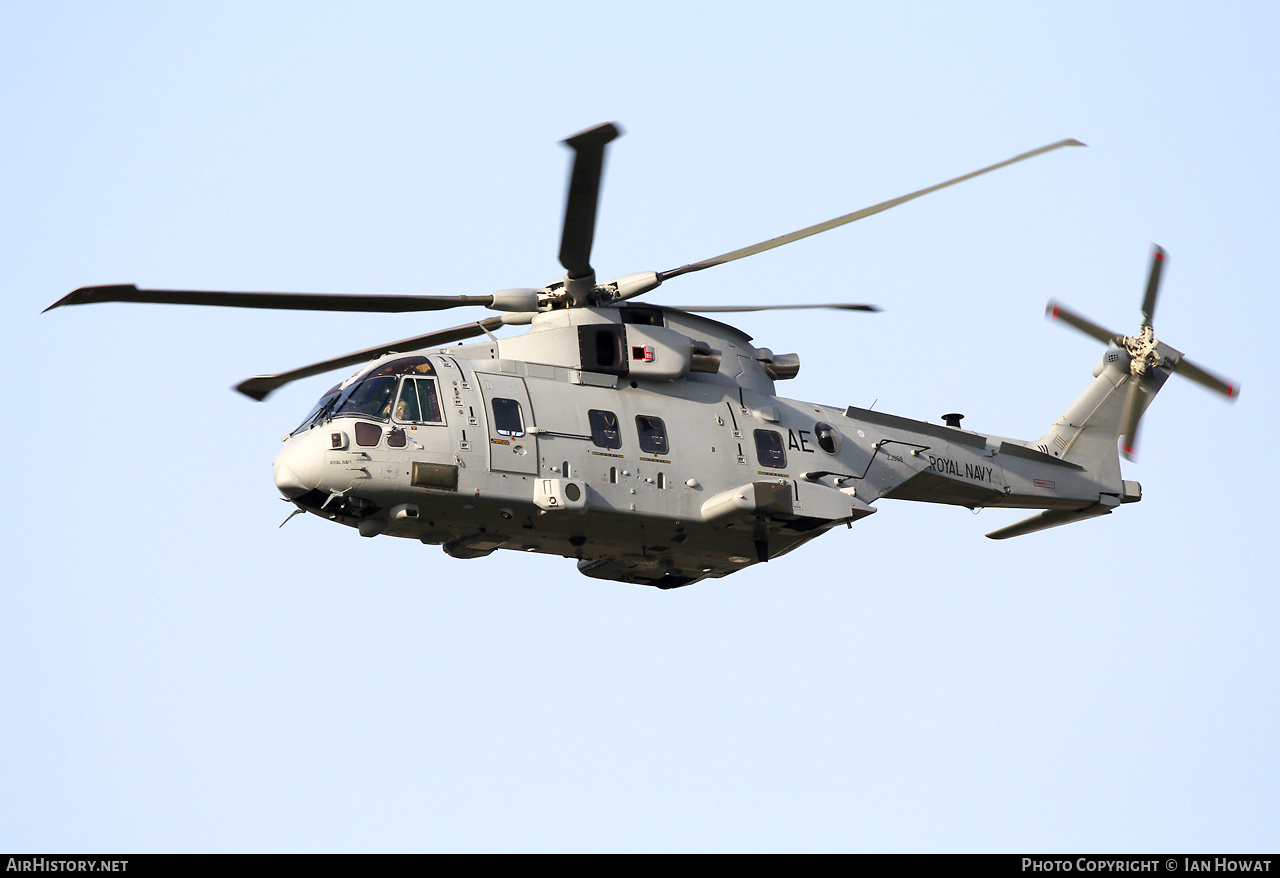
[46,123,1239,588]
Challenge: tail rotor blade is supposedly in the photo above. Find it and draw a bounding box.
[1045,300,1121,345]
[235,317,506,401]
[1118,377,1146,461]
[1140,245,1166,327]
[1174,356,1240,400]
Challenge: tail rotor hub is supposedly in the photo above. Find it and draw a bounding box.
[1121,325,1162,377]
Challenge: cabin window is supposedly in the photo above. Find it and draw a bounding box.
[755,429,786,468]
[589,409,622,449]
[493,397,525,437]
[815,422,841,454]
[636,415,669,456]
[395,377,443,424]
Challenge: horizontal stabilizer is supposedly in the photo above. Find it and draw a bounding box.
[985,504,1114,540]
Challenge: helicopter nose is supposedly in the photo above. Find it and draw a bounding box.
[273,434,325,498]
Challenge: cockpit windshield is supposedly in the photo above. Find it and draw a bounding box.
[291,357,437,434]
[334,376,398,419]
[291,384,341,436]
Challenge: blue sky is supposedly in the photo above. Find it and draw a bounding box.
[3,1,1277,852]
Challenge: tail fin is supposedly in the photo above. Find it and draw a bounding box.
[1032,346,1171,487]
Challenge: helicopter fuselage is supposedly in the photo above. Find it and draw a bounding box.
[274,304,1135,588]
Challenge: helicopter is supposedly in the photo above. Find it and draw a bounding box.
[45,123,1240,589]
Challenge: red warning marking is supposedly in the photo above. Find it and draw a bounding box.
[1034,478,1056,490]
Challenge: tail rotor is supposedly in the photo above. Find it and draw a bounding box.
[1046,245,1239,461]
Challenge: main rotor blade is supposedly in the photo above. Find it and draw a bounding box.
[1141,245,1166,327]
[559,122,621,281]
[1118,377,1146,461]
[45,284,497,314]
[670,302,880,313]
[1173,356,1240,400]
[235,317,505,401]
[1045,300,1122,345]
[658,139,1086,282]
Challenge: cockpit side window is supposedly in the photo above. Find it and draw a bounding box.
[589,409,622,449]
[636,415,668,456]
[395,377,443,424]
[396,381,422,422]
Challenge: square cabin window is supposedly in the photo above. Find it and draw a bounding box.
[492,397,525,437]
[635,415,668,456]
[589,409,622,449]
[755,429,786,469]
